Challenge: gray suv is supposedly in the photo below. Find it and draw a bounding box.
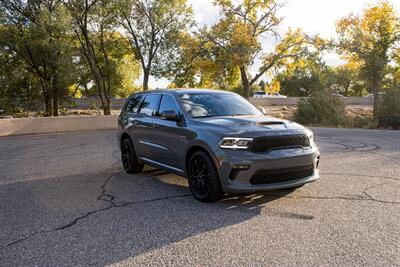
[118,89,320,202]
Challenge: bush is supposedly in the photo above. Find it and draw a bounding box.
[349,114,376,128]
[295,91,346,127]
[379,88,400,117]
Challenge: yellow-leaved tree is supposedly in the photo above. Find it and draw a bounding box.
[267,79,281,94]
[336,1,400,117]
[198,0,312,98]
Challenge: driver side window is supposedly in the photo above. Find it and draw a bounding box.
[138,94,160,116]
[158,94,180,117]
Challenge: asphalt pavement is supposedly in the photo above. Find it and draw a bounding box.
[0,128,399,266]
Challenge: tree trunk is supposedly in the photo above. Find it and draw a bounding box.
[41,81,52,117]
[104,98,111,115]
[345,81,351,97]
[143,68,150,91]
[45,93,51,117]
[240,66,250,98]
[52,75,58,117]
[373,88,379,119]
[96,88,111,115]
[76,27,112,115]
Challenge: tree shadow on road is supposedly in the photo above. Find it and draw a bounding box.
[0,166,298,266]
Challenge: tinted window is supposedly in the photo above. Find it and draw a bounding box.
[179,93,262,118]
[158,95,180,117]
[125,95,143,113]
[139,94,160,116]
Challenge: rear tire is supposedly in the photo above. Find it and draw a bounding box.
[188,151,224,202]
[121,138,144,174]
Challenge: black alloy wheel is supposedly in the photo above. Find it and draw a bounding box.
[188,151,223,202]
[121,138,144,174]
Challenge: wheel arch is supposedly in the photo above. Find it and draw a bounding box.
[185,144,219,176]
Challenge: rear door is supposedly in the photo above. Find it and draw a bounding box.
[133,94,161,159]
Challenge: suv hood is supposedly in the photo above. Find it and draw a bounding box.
[194,115,306,137]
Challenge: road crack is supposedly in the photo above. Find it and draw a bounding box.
[3,167,398,249]
[1,171,191,250]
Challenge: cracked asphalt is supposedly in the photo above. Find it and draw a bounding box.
[0,128,399,266]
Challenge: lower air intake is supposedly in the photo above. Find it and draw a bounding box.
[250,165,314,185]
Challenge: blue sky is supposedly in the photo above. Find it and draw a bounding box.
[149,0,400,88]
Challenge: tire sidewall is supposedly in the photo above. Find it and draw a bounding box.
[121,138,143,174]
[188,151,223,202]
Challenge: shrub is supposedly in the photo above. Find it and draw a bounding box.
[295,91,346,127]
[350,114,376,128]
[379,88,400,117]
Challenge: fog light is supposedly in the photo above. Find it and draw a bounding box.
[232,164,250,170]
[229,164,250,180]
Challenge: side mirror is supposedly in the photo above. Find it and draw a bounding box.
[257,106,267,114]
[161,110,181,121]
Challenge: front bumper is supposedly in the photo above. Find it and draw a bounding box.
[215,146,320,193]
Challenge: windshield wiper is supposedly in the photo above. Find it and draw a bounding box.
[228,114,252,116]
[193,114,252,118]
[192,115,222,118]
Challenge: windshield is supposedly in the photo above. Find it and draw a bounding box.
[179,92,262,118]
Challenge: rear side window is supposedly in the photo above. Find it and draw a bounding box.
[139,94,160,116]
[125,95,143,113]
[158,94,180,116]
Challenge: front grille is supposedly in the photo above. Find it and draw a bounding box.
[250,165,314,185]
[250,134,310,153]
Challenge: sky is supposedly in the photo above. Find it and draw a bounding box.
[149,0,400,88]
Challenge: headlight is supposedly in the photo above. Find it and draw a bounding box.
[219,137,253,149]
[305,128,314,142]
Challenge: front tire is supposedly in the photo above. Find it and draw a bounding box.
[121,138,144,174]
[188,151,224,202]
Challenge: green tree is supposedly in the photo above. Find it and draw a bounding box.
[258,80,266,91]
[336,1,400,116]
[0,0,75,116]
[277,50,334,96]
[331,62,363,96]
[162,32,242,90]
[0,46,42,115]
[118,0,193,91]
[64,0,121,115]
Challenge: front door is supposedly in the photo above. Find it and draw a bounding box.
[150,94,191,173]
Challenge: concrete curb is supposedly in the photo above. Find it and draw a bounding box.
[0,115,118,137]
[0,95,375,137]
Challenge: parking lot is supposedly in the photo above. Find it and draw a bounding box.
[0,128,399,266]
